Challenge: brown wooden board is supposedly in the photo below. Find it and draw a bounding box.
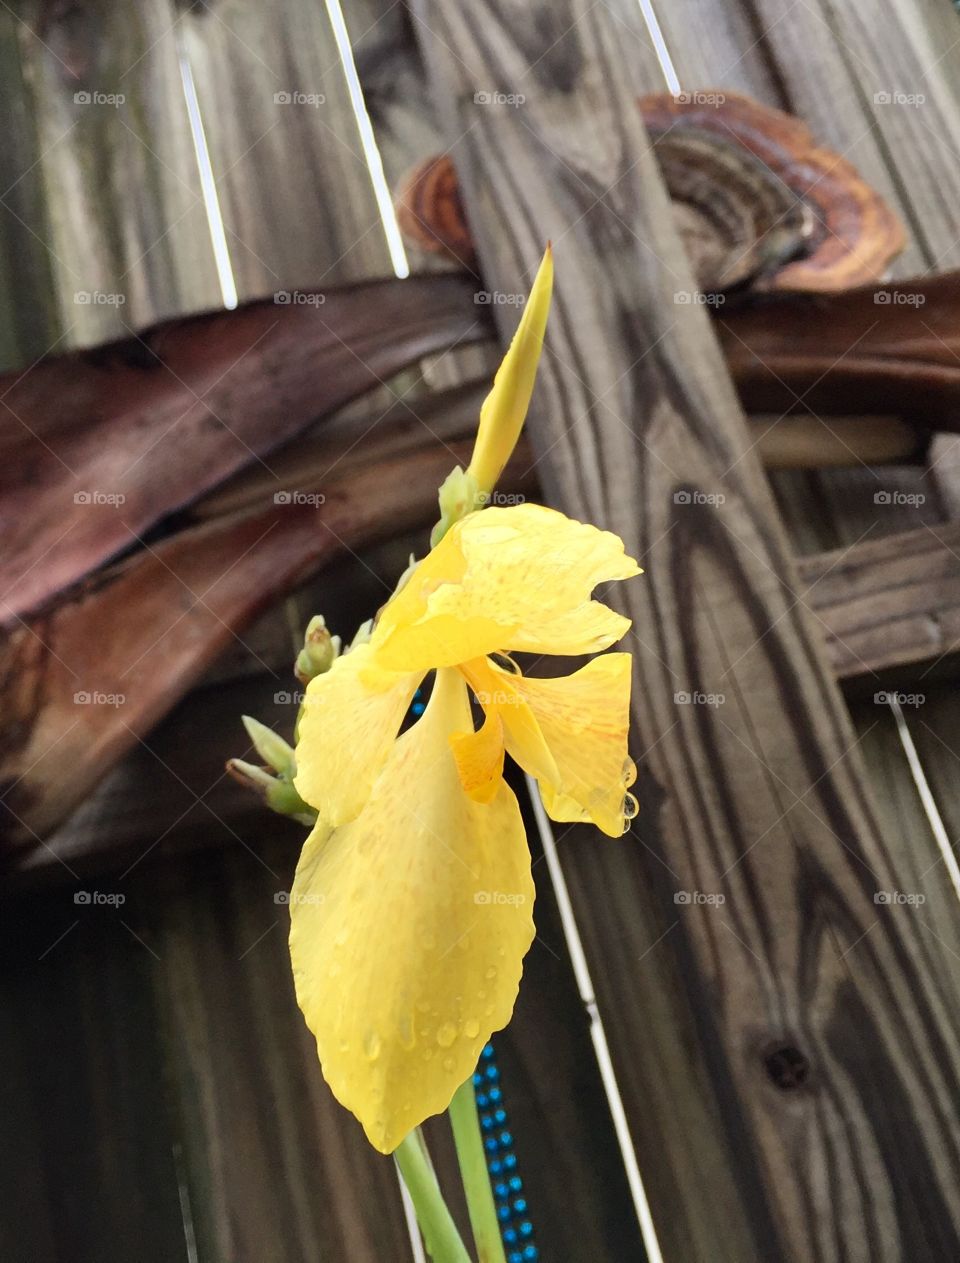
[413,2,960,1259]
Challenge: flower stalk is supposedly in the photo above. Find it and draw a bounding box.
[449,1079,508,1263]
[395,1130,472,1263]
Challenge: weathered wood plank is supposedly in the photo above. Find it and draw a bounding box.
[799,519,960,680]
[414,3,960,1260]
[181,0,392,295]
[0,0,220,358]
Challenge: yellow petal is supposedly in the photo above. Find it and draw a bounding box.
[467,246,554,497]
[293,643,422,826]
[449,703,505,804]
[468,654,636,837]
[372,503,641,672]
[289,668,535,1153]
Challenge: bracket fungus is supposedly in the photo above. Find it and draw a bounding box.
[396,90,905,295]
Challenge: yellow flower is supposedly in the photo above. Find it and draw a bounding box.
[290,506,639,1152]
[287,246,641,1154]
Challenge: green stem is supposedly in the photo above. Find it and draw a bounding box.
[395,1129,472,1263]
[448,1079,508,1263]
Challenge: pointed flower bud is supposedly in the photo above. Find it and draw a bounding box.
[242,715,296,777]
[295,615,340,684]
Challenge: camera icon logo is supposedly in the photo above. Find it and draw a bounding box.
[674,490,692,504]
[74,91,91,105]
[274,891,291,905]
[74,891,92,904]
[673,691,691,705]
[274,490,292,504]
[274,290,292,304]
[674,891,692,905]
[274,91,292,104]
[474,890,491,904]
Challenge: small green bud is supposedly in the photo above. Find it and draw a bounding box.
[241,715,296,776]
[431,466,483,547]
[295,614,340,684]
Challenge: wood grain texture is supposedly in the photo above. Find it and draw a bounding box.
[800,520,960,681]
[0,0,220,358]
[180,0,391,296]
[414,2,960,1259]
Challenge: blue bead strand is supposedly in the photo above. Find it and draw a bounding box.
[472,1041,539,1262]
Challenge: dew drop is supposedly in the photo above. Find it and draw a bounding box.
[622,757,637,788]
[464,1018,480,1039]
[436,1021,458,1048]
[623,792,639,821]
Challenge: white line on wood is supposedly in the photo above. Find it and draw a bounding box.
[177,36,239,311]
[527,775,667,1263]
[324,0,410,279]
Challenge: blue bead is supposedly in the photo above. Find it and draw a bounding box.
[484,1137,499,1154]
[475,1092,488,1109]
[472,1072,483,1087]
[485,1065,500,1082]
[482,1043,496,1059]
[518,1221,534,1240]
[512,1198,527,1215]
[498,1131,513,1148]
[508,1252,524,1263]
[503,1228,518,1245]
[487,1086,502,1104]
[494,1108,508,1125]
[488,1159,503,1175]
[503,1153,518,1171]
[508,1176,523,1193]
[494,1182,509,1199]
[496,1204,512,1223]
[522,1247,539,1261]
[480,1114,495,1132]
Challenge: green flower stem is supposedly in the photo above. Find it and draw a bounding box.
[448,1079,507,1263]
[395,1129,472,1263]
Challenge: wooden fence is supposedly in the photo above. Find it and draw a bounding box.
[3,0,960,1259]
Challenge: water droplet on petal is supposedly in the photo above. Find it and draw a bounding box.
[436,1021,458,1048]
[464,1018,480,1038]
[623,792,639,821]
[622,757,637,788]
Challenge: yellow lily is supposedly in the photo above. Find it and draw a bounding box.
[289,250,640,1154]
